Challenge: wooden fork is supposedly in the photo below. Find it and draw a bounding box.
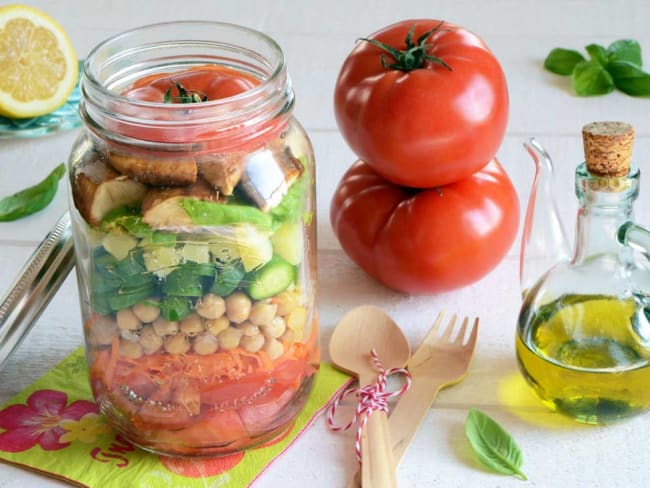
[348,312,479,487]
[389,311,479,466]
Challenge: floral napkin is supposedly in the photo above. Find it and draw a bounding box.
[0,347,350,487]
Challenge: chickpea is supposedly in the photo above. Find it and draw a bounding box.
[164,333,191,355]
[152,317,179,337]
[180,313,204,337]
[281,328,295,344]
[260,316,286,339]
[235,321,260,337]
[225,292,251,324]
[196,293,226,320]
[120,338,143,359]
[120,329,140,342]
[249,301,278,326]
[272,291,299,316]
[286,306,307,332]
[205,316,230,335]
[132,300,161,323]
[116,308,141,331]
[87,315,119,346]
[193,332,219,355]
[218,327,243,351]
[139,325,163,355]
[241,333,265,353]
[263,337,284,360]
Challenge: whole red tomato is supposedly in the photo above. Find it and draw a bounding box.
[334,20,509,188]
[330,159,519,294]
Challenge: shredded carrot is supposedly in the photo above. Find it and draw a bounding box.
[251,349,274,372]
[94,342,313,392]
[105,337,120,387]
[90,338,315,430]
[83,316,93,332]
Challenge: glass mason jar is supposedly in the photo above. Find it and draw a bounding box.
[67,21,319,456]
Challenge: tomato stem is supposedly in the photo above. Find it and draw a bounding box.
[164,81,208,103]
[358,22,452,72]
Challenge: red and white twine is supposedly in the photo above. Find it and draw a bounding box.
[327,348,411,464]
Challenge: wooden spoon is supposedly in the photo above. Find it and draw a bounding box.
[329,305,411,488]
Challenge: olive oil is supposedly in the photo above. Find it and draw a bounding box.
[516,294,650,424]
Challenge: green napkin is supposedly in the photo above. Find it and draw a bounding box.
[0,347,351,487]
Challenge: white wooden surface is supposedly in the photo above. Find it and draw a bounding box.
[1,1,650,486]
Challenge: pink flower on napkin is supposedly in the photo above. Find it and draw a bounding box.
[0,389,98,453]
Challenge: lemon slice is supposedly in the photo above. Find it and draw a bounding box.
[0,4,78,118]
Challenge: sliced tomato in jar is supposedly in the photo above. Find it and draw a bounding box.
[150,407,249,451]
[112,64,286,151]
[123,65,259,102]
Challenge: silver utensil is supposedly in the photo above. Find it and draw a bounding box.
[0,212,75,369]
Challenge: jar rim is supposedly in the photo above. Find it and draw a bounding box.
[83,20,286,109]
[80,20,294,149]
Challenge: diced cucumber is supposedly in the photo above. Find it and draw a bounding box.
[235,224,273,272]
[143,246,181,278]
[211,261,245,296]
[180,242,210,264]
[247,256,295,300]
[271,221,303,265]
[209,230,240,266]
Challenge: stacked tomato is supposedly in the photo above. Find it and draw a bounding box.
[330,20,519,294]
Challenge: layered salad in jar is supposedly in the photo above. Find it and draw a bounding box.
[69,64,318,455]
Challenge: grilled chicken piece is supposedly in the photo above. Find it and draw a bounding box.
[142,178,220,230]
[196,153,246,196]
[239,145,304,212]
[73,158,147,227]
[108,151,197,186]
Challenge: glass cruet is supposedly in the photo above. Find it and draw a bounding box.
[517,121,650,425]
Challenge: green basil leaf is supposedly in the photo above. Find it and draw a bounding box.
[607,60,650,96]
[0,163,66,221]
[179,199,273,229]
[607,39,642,67]
[544,48,586,75]
[160,295,192,321]
[585,43,607,65]
[465,409,527,480]
[572,60,615,96]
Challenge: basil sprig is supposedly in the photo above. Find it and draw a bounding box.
[544,39,650,96]
[163,82,208,103]
[465,408,527,480]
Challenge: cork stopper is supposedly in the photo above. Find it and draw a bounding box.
[582,121,634,177]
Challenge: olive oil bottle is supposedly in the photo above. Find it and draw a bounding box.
[517,294,650,423]
[518,122,650,424]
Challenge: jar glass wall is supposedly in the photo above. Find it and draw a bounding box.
[67,21,318,456]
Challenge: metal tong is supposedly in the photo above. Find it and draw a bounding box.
[0,213,75,369]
